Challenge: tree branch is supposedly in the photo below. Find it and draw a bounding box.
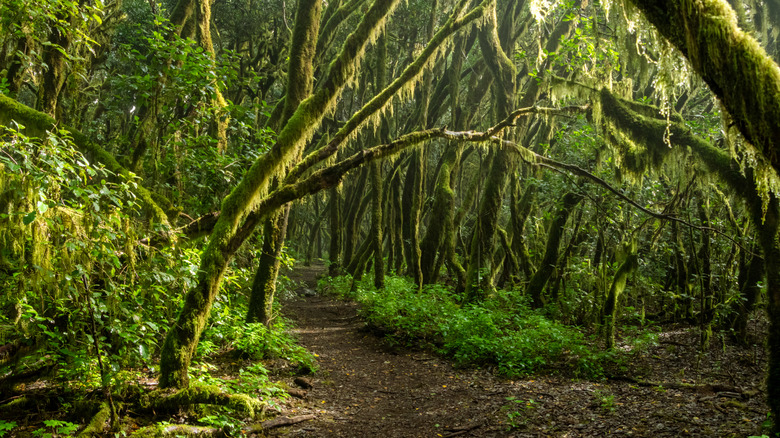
[0,94,171,227]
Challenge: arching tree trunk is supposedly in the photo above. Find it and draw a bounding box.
[245,0,323,326]
[158,0,401,389]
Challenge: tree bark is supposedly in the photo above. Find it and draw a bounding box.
[245,0,322,326]
[630,0,780,175]
[158,0,401,388]
[525,191,584,308]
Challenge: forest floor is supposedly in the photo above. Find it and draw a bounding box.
[270,264,772,437]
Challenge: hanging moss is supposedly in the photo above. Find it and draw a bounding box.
[288,0,489,183]
[159,0,403,389]
[628,0,780,176]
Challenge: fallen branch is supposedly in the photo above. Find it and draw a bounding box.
[443,422,483,436]
[609,375,742,394]
[258,414,317,430]
[286,388,308,399]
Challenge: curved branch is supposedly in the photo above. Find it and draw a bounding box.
[0,95,171,227]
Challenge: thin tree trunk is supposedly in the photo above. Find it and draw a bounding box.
[328,185,343,276]
[246,206,290,325]
[603,243,638,349]
[525,192,583,308]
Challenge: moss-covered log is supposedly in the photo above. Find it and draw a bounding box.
[76,402,111,437]
[141,385,265,418]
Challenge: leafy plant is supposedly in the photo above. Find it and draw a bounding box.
[234,321,317,373]
[594,389,616,412]
[32,420,78,438]
[501,397,536,430]
[0,421,17,438]
[322,274,613,378]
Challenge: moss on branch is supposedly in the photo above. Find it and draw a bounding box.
[0,94,171,227]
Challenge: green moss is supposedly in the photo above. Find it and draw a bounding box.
[76,402,110,437]
[289,0,489,183]
[0,94,171,227]
[143,385,264,419]
[629,0,780,174]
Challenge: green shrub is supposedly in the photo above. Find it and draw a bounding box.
[233,321,317,373]
[321,274,614,378]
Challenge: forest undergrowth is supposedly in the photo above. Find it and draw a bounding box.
[0,260,318,437]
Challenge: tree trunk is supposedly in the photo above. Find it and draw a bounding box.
[463,1,517,302]
[370,162,384,289]
[246,206,290,325]
[38,12,72,116]
[328,186,342,276]
[731,246,763,345]
[244,0,323,326]
[603,242,638,349]
[158,0,401,388]
[525,191,584,308]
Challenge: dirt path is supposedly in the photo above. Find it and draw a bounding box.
[272,266,770,437]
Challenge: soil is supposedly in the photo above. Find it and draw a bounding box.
[271,265,771,437]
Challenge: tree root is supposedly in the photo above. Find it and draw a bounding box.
[129,424,227,437]
[257,414,316,430]
[0,395,35,414]
[77,402,111,437]
[609,375,744,394]
[128,414,317,437]
[141,385,266,419]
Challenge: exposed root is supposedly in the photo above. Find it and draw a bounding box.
[77,402,111,437]
[129,424,226,437]
[141,385,266,419]
[258,414,316,430]
[128,414,317,437]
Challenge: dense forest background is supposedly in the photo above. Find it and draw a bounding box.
[2,0,780,435]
